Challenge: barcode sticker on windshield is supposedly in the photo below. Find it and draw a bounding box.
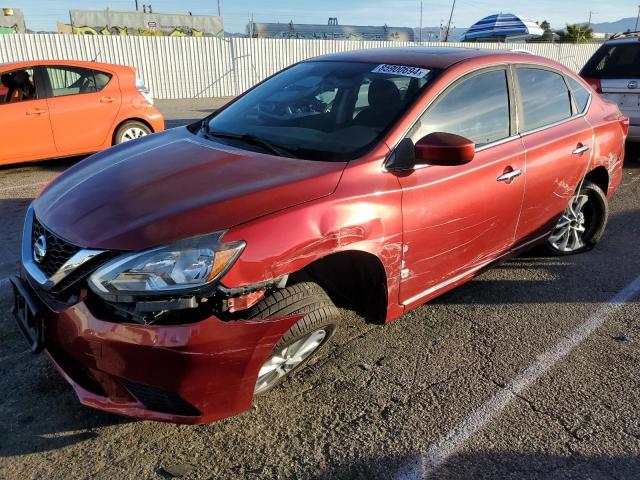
[371,64,430,78]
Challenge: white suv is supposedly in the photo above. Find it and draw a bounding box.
[581,32,640,141]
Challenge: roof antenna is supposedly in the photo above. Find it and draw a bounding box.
[92,50,102,62]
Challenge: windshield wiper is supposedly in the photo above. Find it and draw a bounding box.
[202,125,299,158]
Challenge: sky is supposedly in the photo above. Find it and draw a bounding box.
[14,0,640,33]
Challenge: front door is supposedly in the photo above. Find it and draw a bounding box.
[397,68,525,307]
[0,66,56,164]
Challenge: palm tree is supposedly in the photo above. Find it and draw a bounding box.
[561,23,594,43]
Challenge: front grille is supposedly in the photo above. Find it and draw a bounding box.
[32,217,81,277]
[121,380,201,417]
[51,252,118,295]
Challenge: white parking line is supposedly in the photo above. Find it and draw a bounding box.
[394,275,640,480]
[0,181,47,193]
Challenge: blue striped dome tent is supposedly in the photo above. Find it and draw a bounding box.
[460,13,544,42]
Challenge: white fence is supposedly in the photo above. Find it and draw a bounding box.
[0,34,601,99]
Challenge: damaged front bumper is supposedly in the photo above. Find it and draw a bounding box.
[13,274,300,424]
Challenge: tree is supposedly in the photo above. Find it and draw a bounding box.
[560,23,594,43]
[540,20,551,32]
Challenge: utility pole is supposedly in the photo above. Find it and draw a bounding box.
[588,11,595,27]
[444,0,456,42]
[419,0,423,43]
[635,5,640,31]
[134,0,139,11]
[217,0,221,17]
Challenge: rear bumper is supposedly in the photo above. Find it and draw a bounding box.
[22,275,299,424]
[145,108,165,133]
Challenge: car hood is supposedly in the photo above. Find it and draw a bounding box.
[34,128,347,251]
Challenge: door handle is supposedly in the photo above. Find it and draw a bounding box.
[496,168,522,183]
[100,96,117,103]
[25,108,47,115]
[572,145,590,155]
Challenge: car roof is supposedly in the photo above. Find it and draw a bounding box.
[306,47,534,70]
[0,59,131,72]
[603,37,640,46]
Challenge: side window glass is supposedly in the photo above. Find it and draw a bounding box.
[566,77,591,113]
[516,68,572,131]
[411,69,511,147]
[0,68,37,104]
[93,70,113,92]
[46,66,97,97]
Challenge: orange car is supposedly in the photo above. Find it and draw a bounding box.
[0,60,164,165]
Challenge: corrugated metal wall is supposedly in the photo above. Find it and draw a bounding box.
[0,34,601,99]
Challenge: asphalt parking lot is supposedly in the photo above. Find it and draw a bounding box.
[0,99,639,480]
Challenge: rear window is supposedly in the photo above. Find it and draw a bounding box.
[45,66,112,97]
[582,43,640,79]
[517,68,572,132]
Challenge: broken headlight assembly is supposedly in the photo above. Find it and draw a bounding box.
[88,232,245,304]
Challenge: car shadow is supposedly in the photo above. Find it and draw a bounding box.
[0,345,132,457]
[0,155,87,172]
[625,144,640,167]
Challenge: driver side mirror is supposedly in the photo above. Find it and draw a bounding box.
[415,132,476,166]
[388,132,475,172]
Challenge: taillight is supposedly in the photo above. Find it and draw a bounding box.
[135,75,154,105]
[583,77,602,94]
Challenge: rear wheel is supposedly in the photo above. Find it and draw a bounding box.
[249,282,341,395]
[545,180,608,255]
[114,121,151,145]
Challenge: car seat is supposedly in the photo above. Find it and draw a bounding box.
[353,79,402,128]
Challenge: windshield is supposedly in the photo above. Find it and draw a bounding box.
[201,61,439,161]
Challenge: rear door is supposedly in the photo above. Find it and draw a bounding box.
[42,65,121,154]
[581,42,640,128]
[397,67,525,307]
[514,66,593,243]
[0,66,56,164]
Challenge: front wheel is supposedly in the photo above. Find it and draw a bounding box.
[249,282,341,395]
[114,121,152,145]
[545,180,608,255]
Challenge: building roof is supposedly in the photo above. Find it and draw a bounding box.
[308,47,515,69]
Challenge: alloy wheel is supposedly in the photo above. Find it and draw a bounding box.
[120,127,148,142]
[254,328,328,394]
[548,194,591,252]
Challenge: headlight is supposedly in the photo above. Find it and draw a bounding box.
[88,232,244,298]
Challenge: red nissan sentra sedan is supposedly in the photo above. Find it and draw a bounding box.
[12,48,627,424]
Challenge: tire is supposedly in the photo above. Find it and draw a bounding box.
[249,282,341,395]
[114,120,152,145]
[544,180,608,255]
